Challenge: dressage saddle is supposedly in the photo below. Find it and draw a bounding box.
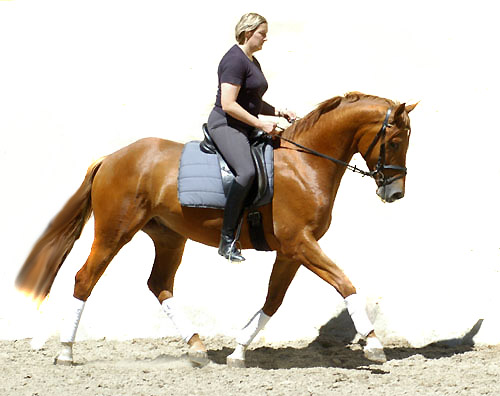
[199,123,277,251]
[199,123,277,207]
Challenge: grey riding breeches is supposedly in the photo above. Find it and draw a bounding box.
[207,109,256,187]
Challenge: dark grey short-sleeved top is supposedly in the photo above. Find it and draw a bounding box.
[213,45,269,131]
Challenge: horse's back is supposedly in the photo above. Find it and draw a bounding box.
[112,137,184,159]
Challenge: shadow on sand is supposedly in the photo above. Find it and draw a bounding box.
[207,310,483,370]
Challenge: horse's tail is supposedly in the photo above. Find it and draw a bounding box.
[15,157,106,304]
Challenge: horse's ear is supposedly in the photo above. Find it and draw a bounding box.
[394,103,406,119]
[405,102,418,113]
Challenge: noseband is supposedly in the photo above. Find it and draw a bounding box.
[278,108,407,186]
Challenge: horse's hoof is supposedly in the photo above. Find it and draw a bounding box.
[55,342,74,366]
[227,357,246,368]
[364,347,387,363]
[188,350,209,368]
[54,357,73,366]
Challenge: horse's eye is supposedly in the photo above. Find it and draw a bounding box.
[389,141,400,150]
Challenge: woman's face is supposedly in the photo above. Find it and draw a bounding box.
[246,23,268,53]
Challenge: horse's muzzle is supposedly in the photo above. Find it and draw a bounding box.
[376,179,405,203]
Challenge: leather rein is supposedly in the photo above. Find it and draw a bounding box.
[276,108,407,187]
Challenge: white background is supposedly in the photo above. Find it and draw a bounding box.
[1,0,499,347]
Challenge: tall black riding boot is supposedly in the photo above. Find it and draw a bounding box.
[218,181,250,262]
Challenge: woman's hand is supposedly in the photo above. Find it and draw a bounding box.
[259,120,277,134]
[278,109,297,123]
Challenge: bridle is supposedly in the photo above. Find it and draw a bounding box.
[362,108,408,187]
[277,108,407,187]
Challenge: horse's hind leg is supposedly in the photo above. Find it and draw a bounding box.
[55,206,149,365]
[143,219,208,367]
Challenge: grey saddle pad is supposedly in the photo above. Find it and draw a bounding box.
[178,141,274,209]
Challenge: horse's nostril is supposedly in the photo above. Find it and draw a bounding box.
[390,191,404,201]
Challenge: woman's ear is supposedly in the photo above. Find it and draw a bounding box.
[244,30,254,42]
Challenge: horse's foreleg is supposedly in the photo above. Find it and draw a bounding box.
[294,235,386,363]
[144,221,208,367]
[227,255,300,367]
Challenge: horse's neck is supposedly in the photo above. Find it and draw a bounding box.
[293,103,378,163]
[285,105,370,198]
[294,111,357,169]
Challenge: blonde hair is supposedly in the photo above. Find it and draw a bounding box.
[235,13,267,45]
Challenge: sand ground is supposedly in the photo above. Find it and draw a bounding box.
[2,336,500,396]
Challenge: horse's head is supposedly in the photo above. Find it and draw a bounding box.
[359,102,418,203]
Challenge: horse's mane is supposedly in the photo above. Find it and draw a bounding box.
[284,92,397,139]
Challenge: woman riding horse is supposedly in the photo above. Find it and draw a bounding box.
[207,12,296,262]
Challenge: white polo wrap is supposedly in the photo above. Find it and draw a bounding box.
[161,298,196,343]
[236,309,271,346]
[345,294,374,338]
[60,296,85,343]
[365,335,383,350]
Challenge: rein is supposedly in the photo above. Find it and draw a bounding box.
[278,133,373,177]
[276,108,407,186]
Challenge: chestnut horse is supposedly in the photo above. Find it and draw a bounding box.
[16,92,417,367]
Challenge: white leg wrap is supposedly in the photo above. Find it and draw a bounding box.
[235,309,271,346]
[345,294,374,338]
[365,336,383,350]
[229,343,247,361]
[60,297,85,343]
[161,298,196,343]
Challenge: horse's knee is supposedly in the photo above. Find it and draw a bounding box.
[150,288,174,304]
[147,280,173,303]
[147,276,172,302]
[157,290,173,303]
[147,277,159,296]
[338,281,356,298]
[147,271,174,303]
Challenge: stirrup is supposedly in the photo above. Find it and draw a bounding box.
[227,240,245,263]
[218,238,245,262]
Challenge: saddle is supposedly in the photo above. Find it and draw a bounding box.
[199,123,276,207]
[177,124,277,251]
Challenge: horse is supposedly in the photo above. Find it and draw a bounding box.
[16,92,417,367]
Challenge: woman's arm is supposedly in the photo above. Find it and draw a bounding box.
[260,101,277,116]
[221,83,276,133]
[261,100,297,122]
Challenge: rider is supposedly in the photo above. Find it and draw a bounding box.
[207,13,296,262]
